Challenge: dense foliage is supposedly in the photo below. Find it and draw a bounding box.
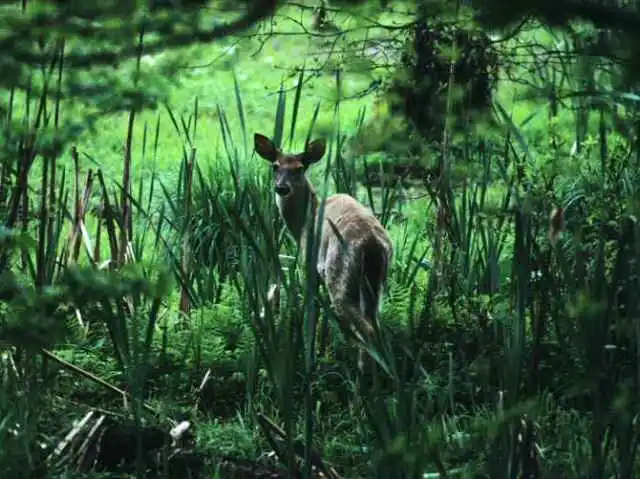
[1,0,640,477]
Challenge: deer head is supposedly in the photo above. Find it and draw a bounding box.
[254,133,326,198]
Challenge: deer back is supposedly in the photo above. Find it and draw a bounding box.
[314,193,393,315]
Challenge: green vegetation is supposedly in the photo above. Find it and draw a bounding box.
[2,0,640,477]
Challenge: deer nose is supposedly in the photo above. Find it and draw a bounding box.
[275,185,291,196]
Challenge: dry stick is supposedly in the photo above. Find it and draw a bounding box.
[75,413,108,470]
[79,170,95,256]
[75,173,98,333]
[40,348,164,420]
[77,171,94,250]
[93,201,102,266]
[49,409,95,458]
[256,413,342,479]
[68,157,95,264]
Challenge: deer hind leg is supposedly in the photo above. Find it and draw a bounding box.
[328,299,373,374]
[322,247,378,374]
[320,272,368,359]
[330,297,378,378]
[355,238,389,376]
[326,277,377,375]
[324,264,374,340]
[357,278,381,376]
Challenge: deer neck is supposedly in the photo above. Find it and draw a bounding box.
[277,180,318,245]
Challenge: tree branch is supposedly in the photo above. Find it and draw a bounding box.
[4,0,280,69]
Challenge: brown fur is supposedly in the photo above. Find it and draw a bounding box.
[254,133,393,371]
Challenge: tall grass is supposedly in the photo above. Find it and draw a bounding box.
[2,8,640,478]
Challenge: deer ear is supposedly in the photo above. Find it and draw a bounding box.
[303,139,326,166]
[254,133,278,162]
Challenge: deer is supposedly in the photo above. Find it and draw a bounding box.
[254,133,393,374]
